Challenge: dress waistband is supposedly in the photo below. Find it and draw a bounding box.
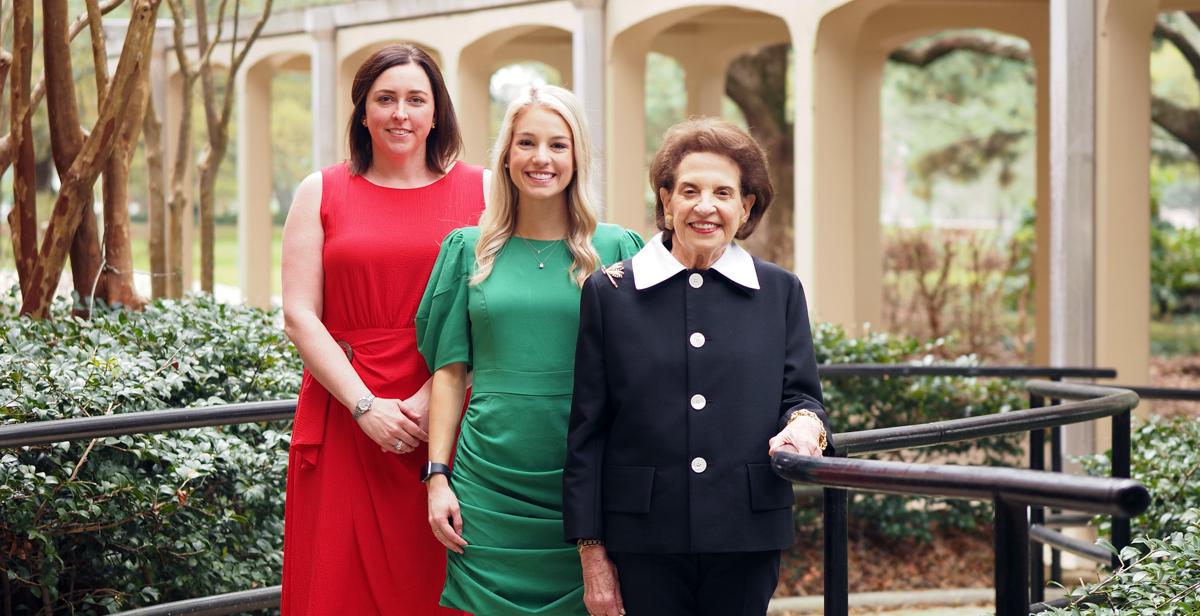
[472,368,575,396]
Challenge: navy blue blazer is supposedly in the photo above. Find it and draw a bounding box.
[562,250,829,554]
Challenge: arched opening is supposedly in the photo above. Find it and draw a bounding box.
[489,61,564,144]
[879,28,1037,362]
[459,25,572,165]
[1147,8,1200,415]
[608,6,792,264]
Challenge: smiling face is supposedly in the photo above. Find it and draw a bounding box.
[660,151,755,270]
[506,106,574,205]
[363,62,435,163]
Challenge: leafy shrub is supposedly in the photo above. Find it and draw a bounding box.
[1151,221,1200,319]
[809,322,1026,541]
[1044,509,1200,616]
[0,292,300,614]
[1078,416,1200,540]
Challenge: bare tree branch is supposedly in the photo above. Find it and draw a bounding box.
[1155,20,1200,83]
[888,35,1031,67]
[1152,95,1200,160]
[86,0,110,100]
[0,0,126,172]
[21,0,162,317]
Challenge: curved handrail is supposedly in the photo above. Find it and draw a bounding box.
[114,586,280,616]
[0,400,296,448]
[772,454,1150,517]
[833,380,1137,455]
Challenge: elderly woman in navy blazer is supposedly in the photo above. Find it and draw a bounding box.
[562,117,831,616]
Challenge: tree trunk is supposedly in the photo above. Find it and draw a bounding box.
[8,0,36,295]
[192,0,273,294]
[194,0,217,293]
[198,146,217,293]
[143,98,168,299]
[725,44,794,269]
[44,0,105,312]
[100,34,152,309]
[164,0,194,299]
[20,0,162,318]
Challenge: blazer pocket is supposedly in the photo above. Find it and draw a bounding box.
[747,463,795,511]
[602,465,655,513]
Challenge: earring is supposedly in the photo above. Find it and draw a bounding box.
[361,118,367,126]
[504,162,509,169]
[432,121,437,128]
[664,213,674,226]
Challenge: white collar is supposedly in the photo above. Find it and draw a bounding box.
[631,233,760,291]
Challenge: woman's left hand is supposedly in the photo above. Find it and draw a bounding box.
[768,415,825,456]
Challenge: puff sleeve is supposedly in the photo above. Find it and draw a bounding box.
[416,229,473,373]
[615,228,644,261]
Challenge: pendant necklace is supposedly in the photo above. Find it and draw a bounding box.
[520,238,564,270]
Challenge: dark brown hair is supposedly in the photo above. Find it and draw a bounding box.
[347,44,462,175]
[649,117,773,241]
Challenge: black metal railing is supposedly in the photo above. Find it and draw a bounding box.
[772,452,1150,616]
[0,365,1193,615]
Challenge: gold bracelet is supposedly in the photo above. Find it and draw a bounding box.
[787,409,828,451]
[577,539,603,553]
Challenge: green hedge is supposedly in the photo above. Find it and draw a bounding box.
[1080,416,1200,540]
[1045,418,1200,614]
[0,293,300,614]
[1045,509,1200,615]
[812,323,1026,540]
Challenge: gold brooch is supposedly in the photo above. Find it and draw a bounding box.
[602,262,625,287]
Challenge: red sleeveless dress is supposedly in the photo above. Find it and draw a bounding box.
[282,162,483,615]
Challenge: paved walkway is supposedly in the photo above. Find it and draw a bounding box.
[768,587,1065,615]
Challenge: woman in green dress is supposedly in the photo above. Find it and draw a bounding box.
[416,85,643,615]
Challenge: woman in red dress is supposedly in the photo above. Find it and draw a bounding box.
[280,44,485,615]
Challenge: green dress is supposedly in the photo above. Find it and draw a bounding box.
[416,223,644,616]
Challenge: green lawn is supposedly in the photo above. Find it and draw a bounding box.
[129,222,284,298]
[1150,315,1200,357]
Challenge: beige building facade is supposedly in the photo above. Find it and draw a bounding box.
[148,0,1199,414]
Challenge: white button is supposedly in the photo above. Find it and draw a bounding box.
[690,394,706,410]
[691,457,708,473]
[689,273,704,288]
[689,332,706,348]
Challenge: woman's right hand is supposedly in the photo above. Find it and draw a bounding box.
[355,397,429,454]
[580,546,625,616]
[427,478,469,553]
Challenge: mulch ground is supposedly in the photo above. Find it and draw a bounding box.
[1146,355,1200,418]
[774,524,995,597]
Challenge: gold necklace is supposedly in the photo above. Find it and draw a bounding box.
[520,238,564,270]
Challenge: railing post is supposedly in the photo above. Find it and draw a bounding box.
[1028,392,1045,603]
[823,486,849,616]
[1111,409,1132,570]
[994,499,1031,616]
[1049,375,1063,584]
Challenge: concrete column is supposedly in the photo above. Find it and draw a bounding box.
[788,9,820,298]
[237,63,274,308]
[307,7,339,168]
[1095,0,1157,392]
[450,48,495,166]
[1049,0,1097,465]
[809,7,868,331]
[681,52,729,118]
[605,33,650,233]
[573,0,606,216]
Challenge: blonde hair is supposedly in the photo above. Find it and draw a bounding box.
[471,85,601,287]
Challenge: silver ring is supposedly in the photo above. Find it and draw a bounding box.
[394,440,405,452]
